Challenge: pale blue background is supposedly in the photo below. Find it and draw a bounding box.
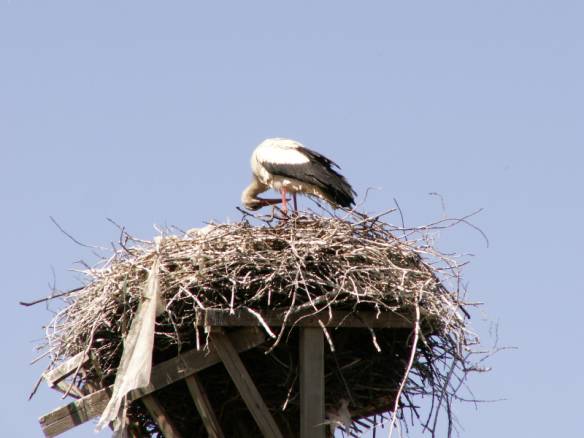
[2,1,582,437]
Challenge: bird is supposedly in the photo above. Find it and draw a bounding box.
[241,138,356,214]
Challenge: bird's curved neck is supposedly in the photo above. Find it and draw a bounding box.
[241,177,268,204]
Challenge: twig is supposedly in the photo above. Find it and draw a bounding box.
[387,298,421,437]
[19,287,83,307]
[49,216,95,248]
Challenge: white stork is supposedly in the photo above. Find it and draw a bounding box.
[241,138,356,213]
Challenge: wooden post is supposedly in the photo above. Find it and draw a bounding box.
[185,375,225,438]
[210,328,284,438]
[141,394,183,438]
[300,327,326,438]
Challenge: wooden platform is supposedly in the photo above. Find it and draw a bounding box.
[39,309,415,437]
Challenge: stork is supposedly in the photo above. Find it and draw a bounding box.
[241,138,356,214]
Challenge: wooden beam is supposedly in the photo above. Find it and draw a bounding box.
[141,394,183,438]
[195,308,414,328]
[41,352,90,400]
[39,328,265,437]
[43,351,90,389]
[300,327,326,438]
[43,351,109,399]
[185,375,225,438]
[210,328,284,438]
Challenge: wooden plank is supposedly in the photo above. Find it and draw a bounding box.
[210,328,284,438]
[195,308,414,328]
[42,351,92,400]
[300,327,326,438]
[41,352,89,400]
[43,352,89,387]
[41,387,111,437]
[39,328,265,437]
[185,375,225,438]
[141,394,183,438]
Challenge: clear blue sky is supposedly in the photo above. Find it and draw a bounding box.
[2,1,582,436]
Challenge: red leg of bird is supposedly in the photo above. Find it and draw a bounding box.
[280,188,288,215]
[293,193,298,212]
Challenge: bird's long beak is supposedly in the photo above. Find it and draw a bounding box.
[259,197,286,206]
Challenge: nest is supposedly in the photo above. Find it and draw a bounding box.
[39,212,481,437]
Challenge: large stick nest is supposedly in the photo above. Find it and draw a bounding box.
[39,212,481,437]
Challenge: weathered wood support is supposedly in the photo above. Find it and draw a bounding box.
[42,351,89,399]
[300,327,326,438]
[40,310,410,438]
[39,328,265,437]
[43,351,89,387]
[196,308,414,329]
[210,328,284,438]
[185,375,225,438]
[142,394,184,438]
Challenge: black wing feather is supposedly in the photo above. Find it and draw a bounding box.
[261,147,356,208]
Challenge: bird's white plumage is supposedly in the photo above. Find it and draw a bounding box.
[253,138,310,166]
[251,138,312,190]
